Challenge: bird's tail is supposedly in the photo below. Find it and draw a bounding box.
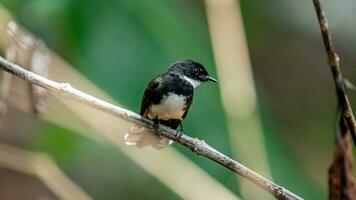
[124,125,173,149]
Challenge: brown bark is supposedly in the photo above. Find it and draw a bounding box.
[329,119,356,200]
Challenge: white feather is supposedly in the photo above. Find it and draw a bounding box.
[149,93,186,120]
[125,78,197,149]
[124,125,173,149]
[183,76,202,88]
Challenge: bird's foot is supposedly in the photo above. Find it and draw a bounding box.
[179,121,184,132]
[175,131,183,142]
[153,117,161,137]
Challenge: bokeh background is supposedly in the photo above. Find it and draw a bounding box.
[0,0,356,199]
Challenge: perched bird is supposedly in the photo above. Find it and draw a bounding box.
[124,59,217,149]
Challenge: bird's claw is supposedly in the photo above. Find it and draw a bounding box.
[153,117,161,138]
[179,121,184,132]
[175,131,183,142]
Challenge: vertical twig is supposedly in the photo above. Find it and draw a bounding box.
[312,0,356,145]
[312,1,356,199]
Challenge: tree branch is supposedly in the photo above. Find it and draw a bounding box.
[312,0,356,145]
[0,56,303,200]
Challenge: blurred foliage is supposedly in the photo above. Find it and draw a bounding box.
[2,0,356,199]
[32,122,180,200]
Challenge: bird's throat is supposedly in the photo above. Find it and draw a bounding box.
[182,76,201,88]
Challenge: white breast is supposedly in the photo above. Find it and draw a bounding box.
[148,93,186,120]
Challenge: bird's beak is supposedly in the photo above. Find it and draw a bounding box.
[206,75,217,83]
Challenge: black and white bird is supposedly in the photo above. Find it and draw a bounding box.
[124,59,217,149]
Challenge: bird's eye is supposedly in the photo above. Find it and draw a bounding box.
[193,68,199,74]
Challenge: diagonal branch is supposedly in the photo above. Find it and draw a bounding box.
[0,56,303,200]
[312,0,356,145]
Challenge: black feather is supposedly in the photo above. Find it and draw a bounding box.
[140,73,194,130]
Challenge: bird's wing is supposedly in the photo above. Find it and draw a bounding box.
[125,75,173,149]
[140,77,161,116]
[182,93,193,119]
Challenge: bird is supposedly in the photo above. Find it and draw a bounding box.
[124,59,217,149]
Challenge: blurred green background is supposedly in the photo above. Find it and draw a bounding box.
[1,0,356,199]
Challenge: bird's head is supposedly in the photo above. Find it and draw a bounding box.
[168,59,217,88]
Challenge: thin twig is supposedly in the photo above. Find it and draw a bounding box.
[312,0,356,145]
[0,56,303,200]
[312,1,356,198]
